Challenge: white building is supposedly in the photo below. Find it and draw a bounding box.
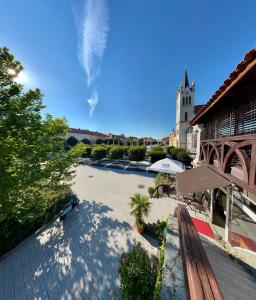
[66,128,109,144]
[175,70,195,149]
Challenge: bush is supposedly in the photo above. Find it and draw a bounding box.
[148,186,155,198]
[149,146,166,163]
[155,172,171,186]
[153,240,165,300]
[96,138,107,144]
[123,146,129,156]
[81,138,91,145]
[92,146,107,160]
[108,146,124,159]
[167,147,191,165]
[81,145,92,158]
[66,136,78,147]
[128,146,146,162]
[153,219,167,241]
[151,146,163,153]
[119,242,157,300]
[0,187,71,257]
[149,152,166,163]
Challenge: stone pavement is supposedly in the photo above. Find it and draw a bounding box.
[0,165,179,300]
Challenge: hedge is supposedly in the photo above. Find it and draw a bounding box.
[0,187,71,257]
[92,146,107,160]
[108,146,124,159]
[167,147,191,165]
[81,145,92,158]
[149,152,166,163]
[128,146,146,162]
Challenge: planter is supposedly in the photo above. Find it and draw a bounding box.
[136,224,145,233]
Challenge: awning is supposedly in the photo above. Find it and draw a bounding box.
[176,166,230,196]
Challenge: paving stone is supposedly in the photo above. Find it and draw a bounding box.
[0,166,178,299]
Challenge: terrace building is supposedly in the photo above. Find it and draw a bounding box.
[179,49,256,253]
[67,128,109,144]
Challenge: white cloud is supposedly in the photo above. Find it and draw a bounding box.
[72,0,109,117]
[78,0,109,87]
[87,91,98,118]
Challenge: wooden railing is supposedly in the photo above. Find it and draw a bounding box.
[199,135,256,195]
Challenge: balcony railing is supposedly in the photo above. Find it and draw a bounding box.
[199,134,256,195]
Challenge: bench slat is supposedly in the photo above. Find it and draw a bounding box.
[182,207,214,300]
[178,205,205,299]
[177,204,223,300]
[183,207,223,300]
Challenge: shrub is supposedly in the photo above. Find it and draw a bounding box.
[81,146,92,158]
[66,136,78,147]
[96,138,107,144]
[128,146,146,162]
[153,219,167,240]
[149,146,166,163]
[149,152,166,163]
[119,242,157,300]
[153,240,165,300]
[0,187,71,257]
[167,147,191,165]
[151,146,163,153]
[108,146,124,159]
[148,186,155,198]
[81,138,91,145]
[92,146,107,160]
[123,146,129,156]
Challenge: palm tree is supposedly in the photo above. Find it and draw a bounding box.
[130,193,151,232]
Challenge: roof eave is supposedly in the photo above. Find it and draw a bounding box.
[190,56,256,126]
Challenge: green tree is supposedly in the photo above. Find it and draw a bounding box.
[0,47,86,223]
[66,135,78,147]
[81,138,91,145]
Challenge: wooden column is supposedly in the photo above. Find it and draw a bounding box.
[210,189,214,223]
[225,186,232,242]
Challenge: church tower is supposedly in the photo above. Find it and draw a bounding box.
[176,70,195,148]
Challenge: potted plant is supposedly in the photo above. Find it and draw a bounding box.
[147,186,155,198]
[130,193,151,233]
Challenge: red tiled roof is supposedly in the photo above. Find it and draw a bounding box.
[68,128,109,138]
[194,105,205,115]
[190,49,256,125]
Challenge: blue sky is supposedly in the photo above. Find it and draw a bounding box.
[1,0,256,138]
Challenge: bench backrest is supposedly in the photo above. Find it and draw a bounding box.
[176,204,223,300]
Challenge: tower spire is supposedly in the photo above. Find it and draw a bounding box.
[183,69,189,89]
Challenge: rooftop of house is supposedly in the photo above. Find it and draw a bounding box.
[190,48,256,125]
[68,128,109,138]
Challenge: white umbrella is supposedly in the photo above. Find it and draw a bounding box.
[147,158,185,174]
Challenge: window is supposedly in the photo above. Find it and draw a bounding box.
[186,96,188,105]
[189,96,191,104]
[182,97,185,105]
[185,112,188,121]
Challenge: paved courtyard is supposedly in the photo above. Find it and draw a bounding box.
[0,165,180,300]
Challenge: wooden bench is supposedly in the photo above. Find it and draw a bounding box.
[59,195,79,221]
[175,204,223,300]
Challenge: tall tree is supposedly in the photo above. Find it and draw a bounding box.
[0,47,85,222]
